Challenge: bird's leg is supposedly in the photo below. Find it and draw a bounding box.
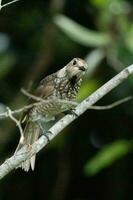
[37,121,51,142]
[44,130,53,142]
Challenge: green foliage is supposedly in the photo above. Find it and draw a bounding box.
[77,80,100,101]
[125,25,133,53]
[54,14,111,47]
[84,140,132,176]
[85,48,105,77]
[90,0,109,8]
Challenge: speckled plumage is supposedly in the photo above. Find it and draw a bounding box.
[15,58,88,171]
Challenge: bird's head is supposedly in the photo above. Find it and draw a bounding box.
[57,58,88,80]
[65,58,88,79]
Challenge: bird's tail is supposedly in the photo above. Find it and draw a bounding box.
[15,120,40,172]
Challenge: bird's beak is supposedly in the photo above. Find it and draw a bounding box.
[78,66,86,71]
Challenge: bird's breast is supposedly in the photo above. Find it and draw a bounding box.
[54,77,82,100]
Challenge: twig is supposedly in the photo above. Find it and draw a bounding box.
[0,103,36,119]
[0,90,78,119]
[0,64,132,179]
[6,107,24,144]
[0,0,19,10]
[88,96,133,110]
[0,93,131,120]
[21,88,78,107]
[0,95,131,120]
[21,88,45,102]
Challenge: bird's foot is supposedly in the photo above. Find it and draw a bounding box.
[63,108,78,117]
[41,130,52,143]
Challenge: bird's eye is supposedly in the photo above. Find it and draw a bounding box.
[72,59,77,65]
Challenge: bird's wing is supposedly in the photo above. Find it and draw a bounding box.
[21,73,56,123]
[35,73,56,98]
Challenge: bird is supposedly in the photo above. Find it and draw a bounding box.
[15,58,88,172]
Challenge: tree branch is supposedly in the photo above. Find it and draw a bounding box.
[0,64,132,179]
[0,0,19,10]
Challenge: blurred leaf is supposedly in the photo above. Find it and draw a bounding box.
[85,48,105,77]
[125,25,133,53]
[54,14,111,47]
[90,0,108,8]
[0,53,16,79]
[84,140,132,176]
[77,80,100,101]
[91,0,130,13]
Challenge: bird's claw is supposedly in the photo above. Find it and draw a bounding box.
[64,109,78,117]
[42,130,52,142]
[70,109,78,117]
